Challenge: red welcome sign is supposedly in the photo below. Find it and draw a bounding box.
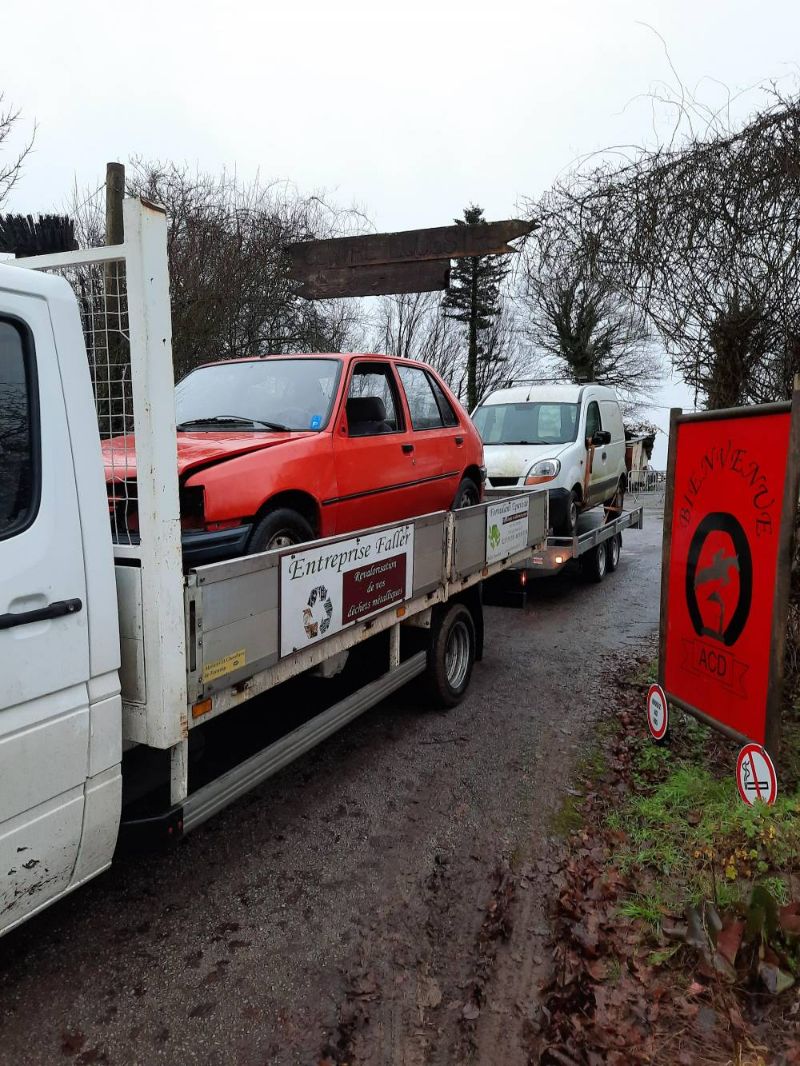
[660,397,800,751]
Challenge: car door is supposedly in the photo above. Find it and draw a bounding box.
[584,398,608,505]
[0,294,90,930]
[396,363,463,512]
[599,399,627,488]
[331,360,416,531]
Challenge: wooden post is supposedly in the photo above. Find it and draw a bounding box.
[105,162,125,245]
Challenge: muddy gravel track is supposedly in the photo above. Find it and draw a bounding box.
[0,502,663,1066]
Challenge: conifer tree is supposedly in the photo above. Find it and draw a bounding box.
[442,205,508,409]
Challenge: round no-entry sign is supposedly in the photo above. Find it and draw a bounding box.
[647,683,669,740]
[736,744,778,806]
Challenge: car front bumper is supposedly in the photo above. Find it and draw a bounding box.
[181,525,251,566]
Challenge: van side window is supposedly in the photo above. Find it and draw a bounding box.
[585,401,601,441]
[0,318,39,539]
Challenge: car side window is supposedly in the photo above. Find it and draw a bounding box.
[0,318,38,540]
[426,373,460,428]
[397,365,447,431]
[346,364,402,436]
[585,401,601,441]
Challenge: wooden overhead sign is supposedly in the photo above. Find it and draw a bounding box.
[293,261,450,300]
[287,218,535,299]
[658,394,800,754]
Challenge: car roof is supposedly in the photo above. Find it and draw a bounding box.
[194,353,405,370]
[478,382,619,405]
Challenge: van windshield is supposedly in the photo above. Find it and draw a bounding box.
[473,402,579,445]
[175,358,342,432]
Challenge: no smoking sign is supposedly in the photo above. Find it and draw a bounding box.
[736,743,778,806]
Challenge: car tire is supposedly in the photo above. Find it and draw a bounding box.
[555,489,580,536]
[606,533,621,572]
[424,602,476,709]
[247,507,314,553]
[452,477,480,509]
[582,542,607,583]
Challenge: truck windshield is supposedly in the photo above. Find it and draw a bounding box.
[473,402,579,445]
[175,358,342,432]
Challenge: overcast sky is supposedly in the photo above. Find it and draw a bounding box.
[3,0,798,464]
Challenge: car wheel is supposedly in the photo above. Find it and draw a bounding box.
[605,476,626,521]
[555,489,580,536]
[247,507,314,553]
[606,533,621,572]
[582,542,607,583]
[423,602,476,709]
[452,477,480,509]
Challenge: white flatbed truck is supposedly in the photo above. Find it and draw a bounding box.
[0,199,548,936]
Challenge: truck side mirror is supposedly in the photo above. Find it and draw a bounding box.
[592,430,611,446]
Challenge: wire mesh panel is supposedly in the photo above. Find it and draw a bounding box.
[45,259,138,546]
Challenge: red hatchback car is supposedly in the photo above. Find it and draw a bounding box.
[104,354,484,564]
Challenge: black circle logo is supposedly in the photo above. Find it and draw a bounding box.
[685,512,752,647]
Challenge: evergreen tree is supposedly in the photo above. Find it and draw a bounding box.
[442,205,509,410]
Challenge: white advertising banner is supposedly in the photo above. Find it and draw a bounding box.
[280,524,415,657]
[486,495,529,563]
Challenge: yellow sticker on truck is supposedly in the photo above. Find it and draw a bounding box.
[202,648,247,683]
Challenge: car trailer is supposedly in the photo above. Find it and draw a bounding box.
[525,502,644,582]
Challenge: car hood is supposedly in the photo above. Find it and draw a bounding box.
[483,441,571,479]
[103,430,316,482]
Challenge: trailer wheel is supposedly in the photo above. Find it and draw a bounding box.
[582,542,607,583]
[425,602,476,708]
[606,533,621,572]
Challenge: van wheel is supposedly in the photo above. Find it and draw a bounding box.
[606,533,621,572]
[424,602,476,708]
[605,476,626,521]
[453,477,480,509]
[582,542,607,583]
[248,507,314,553]
[555,489,580,536]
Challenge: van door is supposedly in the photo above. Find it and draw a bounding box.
[0,292,90,932]
[599,399,627,493]
[584,399,607,504]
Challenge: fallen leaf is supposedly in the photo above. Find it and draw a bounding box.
[758,962,795,995]
[715,919,744,966]
[416,976,442,1010]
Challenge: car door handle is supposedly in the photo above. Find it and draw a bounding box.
[455,436,464,446]
[402,443,415,454]
[602,451,607,460]
[0,598,83,631]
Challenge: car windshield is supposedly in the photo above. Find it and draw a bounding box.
[175,358,342,432]
[473,402,579,445]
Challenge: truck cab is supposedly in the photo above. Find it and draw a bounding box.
[0,264,121,932]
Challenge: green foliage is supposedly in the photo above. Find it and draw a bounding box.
[442,204,509,410]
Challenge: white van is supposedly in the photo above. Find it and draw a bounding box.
[472,383,628,535]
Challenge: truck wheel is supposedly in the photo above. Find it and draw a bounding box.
[606,533,621,572]
[425,602,476,708]
[248,507,314,553]
[452,477,480,509]
[582,542,607,583]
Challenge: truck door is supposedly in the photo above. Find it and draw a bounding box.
[0,290,91,931]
